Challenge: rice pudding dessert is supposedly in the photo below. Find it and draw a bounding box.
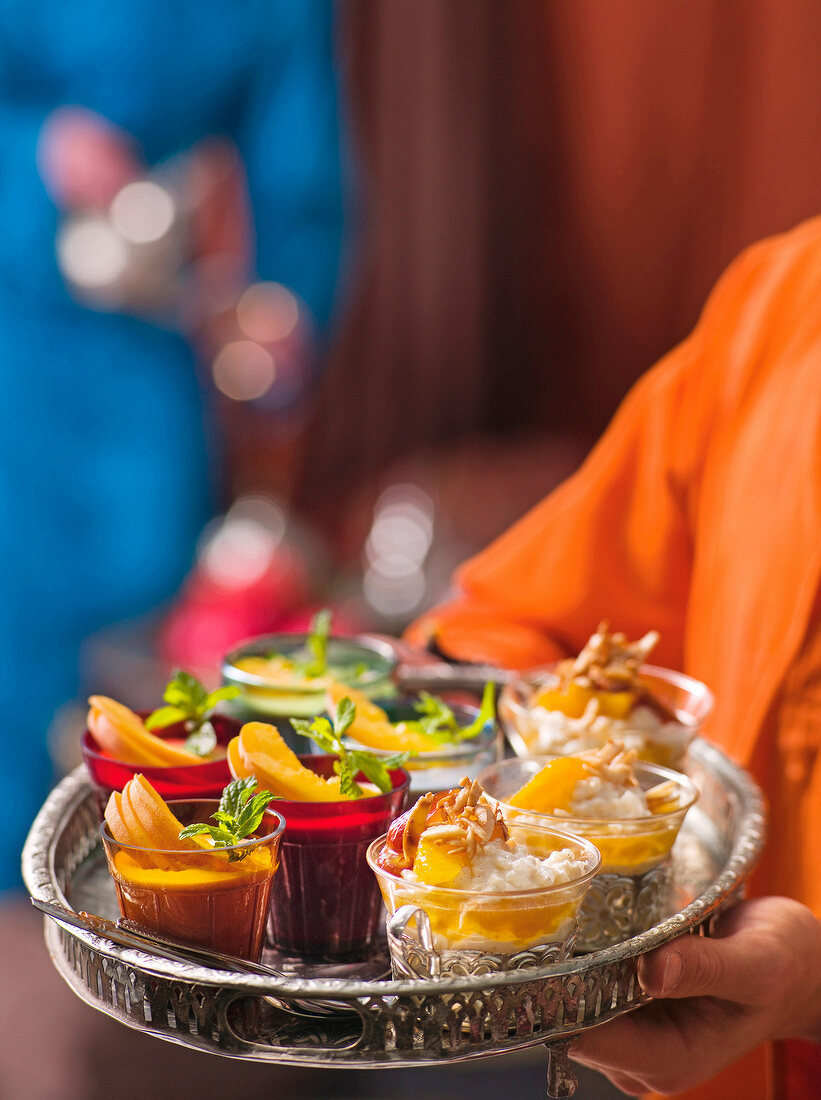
[507,623,697,765]
[369,778,600,958]
[493,741,698,948]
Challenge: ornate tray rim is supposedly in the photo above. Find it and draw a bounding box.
[23,737,766,1000]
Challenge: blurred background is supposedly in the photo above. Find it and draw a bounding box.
[5,0,821,1096]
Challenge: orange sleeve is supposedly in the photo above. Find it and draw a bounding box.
[408,229,781,670]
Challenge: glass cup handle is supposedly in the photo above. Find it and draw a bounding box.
[387,905,440,977]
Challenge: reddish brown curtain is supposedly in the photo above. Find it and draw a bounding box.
[286,0,821,512]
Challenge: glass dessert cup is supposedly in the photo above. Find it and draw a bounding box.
[82,714,237,809]
[101,800,285,961]
[367,823,601,978]
[221,633,398,751]
[266,756,410,960]
[478,755,699,951]
[343,696,503,796]
[500,663,714,767]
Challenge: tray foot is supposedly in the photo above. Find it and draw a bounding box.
[545,1037,577,1097]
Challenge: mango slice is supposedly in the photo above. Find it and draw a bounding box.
[532,682,636,720]
[506,757,590,814]
[88,696,206,767]
[229,722,351,802]
[233,655,330,688]
[104,775,225,871]
[325,684,440,754]
[412,835,468,887]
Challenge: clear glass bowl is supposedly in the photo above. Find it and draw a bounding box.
[82,713,236,809]
[343,696,503,796]
[221,633,398,751]
[101,800,285,961]
[478,755,698,949]
[500,663,714,767]
[367,822,600,977]
[266,755,410,960]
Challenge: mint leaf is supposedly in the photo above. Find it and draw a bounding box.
[349,749,409,794]
[291,697,407,799]
[178,777,279,861]
[399,684,496,745]
[456,682,496,741]
[144,705,189,731]
[146,670,239,748]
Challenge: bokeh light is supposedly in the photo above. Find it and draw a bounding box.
[110,180,176,244]
[363,484,435,618]
[57,215,128,288]
[211,340,276,401]
[236,282,300,343]
[198,495,287,589]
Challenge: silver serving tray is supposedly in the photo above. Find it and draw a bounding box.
[23,739,765,1098]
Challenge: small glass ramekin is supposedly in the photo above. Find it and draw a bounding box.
[266,756,410,960]
[221,633,398,751]
[82,713,237,811]
[101,801,285,961]
[478,755,698,950]
[343,696,503,796]
[500,663,713,767]
[367,822,601,978]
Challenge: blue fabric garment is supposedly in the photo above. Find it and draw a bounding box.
[0,0,346,890]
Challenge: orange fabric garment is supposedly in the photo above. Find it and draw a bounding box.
[409,216,821,1098]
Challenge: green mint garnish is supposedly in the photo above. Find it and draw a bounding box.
[145,669,240,757]
[178,778,277,861]
[402,682,496,745]
[291,698,408,798]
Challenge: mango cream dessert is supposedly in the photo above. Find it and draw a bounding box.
[102,774,283,960]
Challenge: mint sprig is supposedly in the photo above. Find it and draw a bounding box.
[145,669,240,757]
[291,698,408,797]
[178,778,277,861]
[402,682,496,745]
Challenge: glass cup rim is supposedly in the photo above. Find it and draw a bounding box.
[100,798,286,857]
[366,823,602,899]
[81,724,235,773]
[221,631,398,692]
[501,662,714,724]
[480,756,699,826]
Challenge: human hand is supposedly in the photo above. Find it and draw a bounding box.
[37,106,141,208]
[571,897,821,1096]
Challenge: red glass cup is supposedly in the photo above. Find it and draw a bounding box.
[267,756,410,959]
[101,802,285,961]
[82,713,237,810]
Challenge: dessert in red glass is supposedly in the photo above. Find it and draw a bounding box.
[266,755,409,957]
[82,674,239,803]
[101,775,285,961]
[227,706,410,959]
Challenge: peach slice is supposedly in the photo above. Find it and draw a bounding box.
[507,756,590,814]
[88,696,206,767]
[325,684,440,754]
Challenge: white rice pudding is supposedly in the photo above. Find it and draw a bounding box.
[401,837,586,891]
[530,703,689,760]
[562,773,649,820]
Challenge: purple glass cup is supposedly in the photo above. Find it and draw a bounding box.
[267,756,410,959]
